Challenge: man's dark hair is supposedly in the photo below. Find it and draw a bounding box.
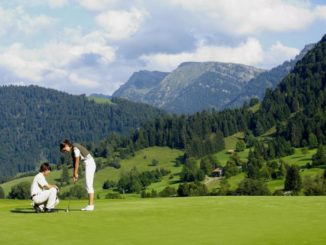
[39,162,52,172]
[60,139,73,152]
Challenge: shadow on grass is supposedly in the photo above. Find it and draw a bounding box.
[10,208,81,214]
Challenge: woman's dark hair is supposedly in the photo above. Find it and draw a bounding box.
[39,162,52,172]
[60,139,73,151]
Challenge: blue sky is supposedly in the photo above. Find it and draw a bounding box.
[0,0,325,95]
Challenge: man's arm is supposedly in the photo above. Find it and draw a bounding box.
[44,184,59,190]
[38,174,58,190]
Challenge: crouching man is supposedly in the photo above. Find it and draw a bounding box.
[30,162,59,213]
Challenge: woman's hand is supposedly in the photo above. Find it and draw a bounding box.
[73,173,79,183]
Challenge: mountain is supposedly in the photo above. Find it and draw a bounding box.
[0,85,164,181]
[113,45,314,114]
[114,62,264,114]
[226,44,315,108]
[113,71,169,103]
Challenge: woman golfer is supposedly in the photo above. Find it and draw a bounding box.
[60,139,96,211]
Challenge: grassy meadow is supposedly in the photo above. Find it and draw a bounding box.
[1,197,326,245]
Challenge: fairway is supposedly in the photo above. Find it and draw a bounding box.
[1,197,326,245]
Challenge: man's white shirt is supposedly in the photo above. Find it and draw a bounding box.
[30,172,48,196]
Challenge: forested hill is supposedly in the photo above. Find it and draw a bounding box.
[251,34,326,145]
[0,85,164,181]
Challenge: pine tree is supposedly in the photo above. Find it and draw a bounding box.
[312,145,326,166]
[60,164,70,186]
[0,186,5,199]
[284,165,302,193]
[308,133,318,149]
[236,140,246,152]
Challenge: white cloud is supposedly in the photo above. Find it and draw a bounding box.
[263,41,300,67]
[0,6,56,36]
[140,38,264,71]
[96,8,147,40]
[69,73,100,88]
[0,30,116,90]
[76,0,117,11]
[169,0,319,35]
[140,38,301,71]
[315,5,326,19]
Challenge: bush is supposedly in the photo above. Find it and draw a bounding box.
[0,186,5,199]
[224,160,240,178]
[140,189,158,198]
[8,181,30,200]
[236,140,246,152]
[218,178,231,195]
[177,182,208,197]
[159,186,177,197]
[236,178,270,196]
[180,158,205,182]
[105,192,124,199]
[272,189,284,196]
[59,185,87,200]
[102,180,116,190]
[108,161,121,169]
[151,159,159,166]
[303,175,326,196]
[117,168,171,193]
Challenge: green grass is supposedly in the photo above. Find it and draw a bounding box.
[206,172,246,191]
[281,148,317,166]
[248,102,260,113]
[1,197,326,244]
[213,132,249,166]
[87,96,113,104]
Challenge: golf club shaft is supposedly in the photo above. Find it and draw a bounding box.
[67,181,75,211]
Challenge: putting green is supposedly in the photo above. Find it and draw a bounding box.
[1,197,326,245]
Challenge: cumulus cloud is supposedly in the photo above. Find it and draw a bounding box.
[0,30,116,92]
[0,6,56,36]
[140,38,264,71]
[315,5,326,19]
[263,41,300,68]
[95,8,147,40]
[140,38,301,71]
[169,0,318,35]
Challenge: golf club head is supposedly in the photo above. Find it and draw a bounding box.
[65,209,69,213]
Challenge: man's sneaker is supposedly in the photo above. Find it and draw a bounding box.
[33,205,42,213]
[81,205,94,211]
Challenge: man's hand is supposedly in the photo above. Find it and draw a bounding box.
[73,173,79,183]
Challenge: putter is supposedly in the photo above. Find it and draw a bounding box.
[65,181,75,213]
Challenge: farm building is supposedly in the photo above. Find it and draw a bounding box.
[211,168,223,177]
